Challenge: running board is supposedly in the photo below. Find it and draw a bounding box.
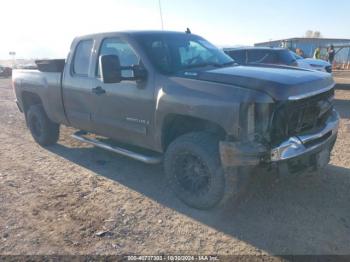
[71,131,162,164]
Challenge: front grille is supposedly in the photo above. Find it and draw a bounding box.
[271,88,334,145]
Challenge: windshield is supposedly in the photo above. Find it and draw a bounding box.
[135,33,234,74]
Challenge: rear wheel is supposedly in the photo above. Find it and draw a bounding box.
[164,132,246,209]
[26,104,59,146]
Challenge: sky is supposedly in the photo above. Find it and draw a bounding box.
[1,0,350,59]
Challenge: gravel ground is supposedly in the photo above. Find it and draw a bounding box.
[334,71,350,85]
[0,77,350,256]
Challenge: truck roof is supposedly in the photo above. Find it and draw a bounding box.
[74,30,195,41]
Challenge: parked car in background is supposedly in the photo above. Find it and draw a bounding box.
[290,51,332,73]
[0,66,12,77]
[14,63,38,70]
[223,47,297,66]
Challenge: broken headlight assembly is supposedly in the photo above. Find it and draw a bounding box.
[239,102,272,142]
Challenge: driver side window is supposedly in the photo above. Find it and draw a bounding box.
[97,37,139,78]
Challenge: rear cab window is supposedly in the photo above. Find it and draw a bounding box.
[72,39,94,76]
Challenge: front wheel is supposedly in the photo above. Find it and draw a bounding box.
[26,104,60,146]
[164,132,244,209]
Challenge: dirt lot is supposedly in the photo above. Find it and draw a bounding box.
[0,76,350,256]
[334,70,350,85]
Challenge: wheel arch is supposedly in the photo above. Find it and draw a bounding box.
[21,91,43,114]
[161,113,227,151]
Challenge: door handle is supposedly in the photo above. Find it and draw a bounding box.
[92,86,106,95]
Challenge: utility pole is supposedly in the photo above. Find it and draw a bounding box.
[158,0,164,30]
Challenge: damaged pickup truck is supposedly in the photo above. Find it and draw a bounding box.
[12,31,339,209]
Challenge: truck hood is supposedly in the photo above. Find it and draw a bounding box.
[195,65,334,101]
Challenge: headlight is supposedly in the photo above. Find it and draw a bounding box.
[240,103,271,141]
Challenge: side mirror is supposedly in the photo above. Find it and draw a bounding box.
[100,54,122,84]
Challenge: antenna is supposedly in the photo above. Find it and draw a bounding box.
[158,0,164,30]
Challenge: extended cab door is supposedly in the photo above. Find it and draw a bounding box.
[89,36,156,148]
[62,39,95,131]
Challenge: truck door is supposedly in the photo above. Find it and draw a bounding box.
[90,37,155,148]
[62,39,95,131]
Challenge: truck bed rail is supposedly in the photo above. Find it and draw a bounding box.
[35,59,65,73]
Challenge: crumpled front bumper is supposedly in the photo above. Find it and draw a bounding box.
[220,109,339,169]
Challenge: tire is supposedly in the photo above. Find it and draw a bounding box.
[26,104,59,146]
[164,132,244,209]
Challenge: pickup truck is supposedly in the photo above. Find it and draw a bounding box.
[12,31,339,209]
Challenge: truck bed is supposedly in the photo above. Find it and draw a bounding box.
[12,68,68,125]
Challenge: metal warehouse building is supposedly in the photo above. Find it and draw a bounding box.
[255,38,350,66]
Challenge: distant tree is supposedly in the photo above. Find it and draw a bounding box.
[304,30,323,38]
